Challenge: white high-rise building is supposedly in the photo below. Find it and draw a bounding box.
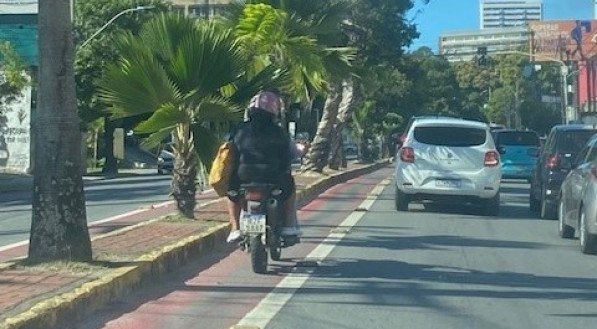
[480,0,543,29]
[440,26,529,62]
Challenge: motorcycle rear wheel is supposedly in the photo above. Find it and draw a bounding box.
[269,232,282,261]
[250,235,268,274]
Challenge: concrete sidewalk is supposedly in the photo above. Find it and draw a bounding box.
[0,161,389,329]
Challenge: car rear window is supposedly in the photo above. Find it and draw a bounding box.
[414,126,487,146]
[496,131,540,146]
[556,130,597,153]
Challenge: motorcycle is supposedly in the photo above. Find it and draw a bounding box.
[238,183,299,274]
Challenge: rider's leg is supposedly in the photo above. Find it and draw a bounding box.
[226,198,242,242]
[281,189,301,236]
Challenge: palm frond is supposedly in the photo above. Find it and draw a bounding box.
[192,95,244,123]
[191,124,222,171]
[135,103,189,134]
[139,13,197,64]
[141,125,176,149]
[99,43,182,119]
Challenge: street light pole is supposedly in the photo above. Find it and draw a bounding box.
[493,50,572,124]
[79,5,155,48]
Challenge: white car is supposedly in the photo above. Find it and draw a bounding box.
[394,117,502,216]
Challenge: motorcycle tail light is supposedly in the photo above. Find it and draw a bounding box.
[245,189,265,201]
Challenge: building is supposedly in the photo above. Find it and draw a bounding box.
[169,0,232,19]
[439,26,529,62]
[0,1,36,174]
[480,0,542,29]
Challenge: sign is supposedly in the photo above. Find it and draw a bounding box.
[530,20,597,62]
[0,85,31,174]
[113,128,125,160]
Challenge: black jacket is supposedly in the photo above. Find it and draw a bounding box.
[230,120,291,185]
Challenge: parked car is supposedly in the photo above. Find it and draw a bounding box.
[558,133,597,254]
[492,129,540,181]
[157,143,174,174]
[530,124,597,219]
[394,117,501,216]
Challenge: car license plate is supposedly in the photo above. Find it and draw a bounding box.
[240,214,266,234]
[435,179,461,188]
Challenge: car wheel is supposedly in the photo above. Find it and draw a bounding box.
[558,200,574,239]
[529,183,539,214]
[395,188,409,212]
[529,194,539,214]
[540,189,557,220]
[580,208,597,254]
[483,193,500,217]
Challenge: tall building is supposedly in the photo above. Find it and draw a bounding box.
[480,0,543,29]
[439,27,529,62]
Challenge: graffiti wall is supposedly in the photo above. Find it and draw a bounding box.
[0,85,32,174]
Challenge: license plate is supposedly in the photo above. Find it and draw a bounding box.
[240,214,266,234]
[435,179,461,188]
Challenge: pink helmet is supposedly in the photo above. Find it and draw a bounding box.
[249,91,282,116]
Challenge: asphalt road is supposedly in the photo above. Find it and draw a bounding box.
[0,173,173,247]
[70,168,597,329]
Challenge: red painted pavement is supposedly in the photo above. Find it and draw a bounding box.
[72,168,391,329]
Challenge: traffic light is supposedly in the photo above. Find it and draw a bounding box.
[477,46,488,66]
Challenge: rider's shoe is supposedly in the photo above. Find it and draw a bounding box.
[226,230,242,243]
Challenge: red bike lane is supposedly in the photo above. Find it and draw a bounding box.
[73,167,392,329]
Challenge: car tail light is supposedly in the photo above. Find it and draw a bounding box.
[400,147,415,163]
[545,154,560,169]
[484,151,499,167]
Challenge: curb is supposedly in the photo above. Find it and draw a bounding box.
[1,160,390,329]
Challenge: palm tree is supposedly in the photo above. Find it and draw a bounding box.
[29,0,92,262]
[99,14,267,218]
[227,1,355,172]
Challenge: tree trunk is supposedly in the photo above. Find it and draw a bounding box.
[329,79,355,170]
[29,0,92,262]
[302,84,342,172]
[172,124,197,218]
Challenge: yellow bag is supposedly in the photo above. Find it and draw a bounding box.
[209,142,236,197]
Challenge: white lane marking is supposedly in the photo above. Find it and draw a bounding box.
[0,240,28,252]
[0,188,217,253]
[234,179,391,329]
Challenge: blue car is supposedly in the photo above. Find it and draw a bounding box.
[492,129,541,181]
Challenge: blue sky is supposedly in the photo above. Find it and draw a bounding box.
[408,0,594,52]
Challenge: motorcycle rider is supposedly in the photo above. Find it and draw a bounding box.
[226,90,301,243]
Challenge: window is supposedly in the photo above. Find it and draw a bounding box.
[556,130,597,153]
[586,140,597,163]
[414,126,487,146]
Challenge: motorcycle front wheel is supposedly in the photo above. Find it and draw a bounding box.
[250,235,268,274]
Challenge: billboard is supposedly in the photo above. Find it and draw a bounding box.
[0,85,32,174]
[530,20,597,62]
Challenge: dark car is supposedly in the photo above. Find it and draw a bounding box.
[530,124,597,219]
[157,143,174,175]
[558,133,597,254]
[492,129,540,181]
